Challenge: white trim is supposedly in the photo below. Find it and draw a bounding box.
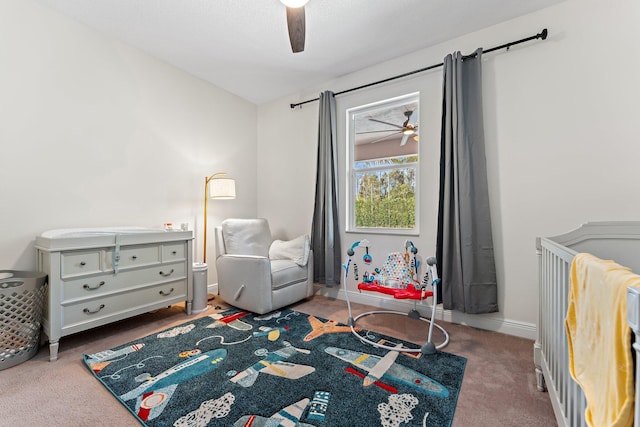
[313,284,537,340]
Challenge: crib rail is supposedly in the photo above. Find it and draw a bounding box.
[535,221,640,427]
[535,237,587,427]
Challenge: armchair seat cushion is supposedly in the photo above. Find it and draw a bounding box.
[270,260,308,290]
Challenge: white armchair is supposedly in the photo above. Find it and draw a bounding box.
[214,218,314,314]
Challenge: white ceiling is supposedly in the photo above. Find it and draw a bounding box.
[34,0,563,105]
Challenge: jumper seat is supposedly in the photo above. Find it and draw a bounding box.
[357,251,434,300]
[357,282,433,300]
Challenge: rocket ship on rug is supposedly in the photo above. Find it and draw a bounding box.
[233,397,314,427]
[231,344,314,387]
[325,346,449,397]
[85,343,145,373]
[120,348,227,421]
[253,325,289,341]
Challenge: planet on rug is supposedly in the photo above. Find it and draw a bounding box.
[84,308,466,427]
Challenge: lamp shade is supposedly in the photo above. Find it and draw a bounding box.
[209,178,236,199]
[280,0,309,7]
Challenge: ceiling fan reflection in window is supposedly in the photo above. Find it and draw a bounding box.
[280,0,308,53]
[358,110,419,146]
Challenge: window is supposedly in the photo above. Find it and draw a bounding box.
[347,93,419,234]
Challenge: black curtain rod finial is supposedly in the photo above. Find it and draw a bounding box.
[539,28,548,40]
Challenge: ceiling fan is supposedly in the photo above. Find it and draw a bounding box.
[360,110,419,146]
[280,0,308,53]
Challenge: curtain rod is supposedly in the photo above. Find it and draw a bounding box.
[289,28,548,109]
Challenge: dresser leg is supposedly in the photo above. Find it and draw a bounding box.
[49,340,59,362]
[186,301,192,315]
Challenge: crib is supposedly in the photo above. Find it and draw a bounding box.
[534,221,640,427]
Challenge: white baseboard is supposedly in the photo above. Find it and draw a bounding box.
[313,285,537,340]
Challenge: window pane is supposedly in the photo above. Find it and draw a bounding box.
[348,92,420,233]
[354,166,416,229]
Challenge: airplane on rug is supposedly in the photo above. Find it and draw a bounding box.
[85,343,145,373]
[303,315,360,341]
[253,325,289,341]
[120,348,227,421]
[231,344,314,388]
[362,343,401,387]
[324,346,449,398]
[233,397,314,427]
[207,311,252,330]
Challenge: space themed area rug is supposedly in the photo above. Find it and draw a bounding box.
[83,308,466,427]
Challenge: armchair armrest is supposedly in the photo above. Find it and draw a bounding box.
[216,254,273,312]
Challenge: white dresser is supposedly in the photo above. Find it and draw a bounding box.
[35,228,194,361]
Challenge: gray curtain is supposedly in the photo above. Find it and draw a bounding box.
[436,49,498,314]
[311,91,342,286]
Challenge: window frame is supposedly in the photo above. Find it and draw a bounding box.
[346,92,420,236]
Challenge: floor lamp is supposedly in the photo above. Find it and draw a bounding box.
[203,172,235,264]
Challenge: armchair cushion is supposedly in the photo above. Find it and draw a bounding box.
[221,218,271,257]
[270,260,309,290]
[269,234,310,266]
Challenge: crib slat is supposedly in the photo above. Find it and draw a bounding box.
[538,241,588,427]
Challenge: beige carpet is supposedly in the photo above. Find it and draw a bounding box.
[0,295,556,426]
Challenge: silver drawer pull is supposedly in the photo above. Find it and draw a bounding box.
[80,261,86,266]
[159,269,174,277]
[83,281,106,290]
[83,304,105,314]
[159,288,174,296]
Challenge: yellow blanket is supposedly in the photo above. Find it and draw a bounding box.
[566,253,640,427]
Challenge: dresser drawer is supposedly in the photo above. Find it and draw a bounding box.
[108,244,161,270]
[162,242,186,262]
[62,279,187,327]
[61,262,187,302]
[61,250,102,278]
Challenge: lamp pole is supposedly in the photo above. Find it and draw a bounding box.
[203,172,226,264]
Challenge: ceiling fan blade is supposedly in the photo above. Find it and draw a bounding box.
[368,118,403,129]
[400,133,409,146]
[356,130,399,135]
[368,132,402,144]
[286,6,306,53]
